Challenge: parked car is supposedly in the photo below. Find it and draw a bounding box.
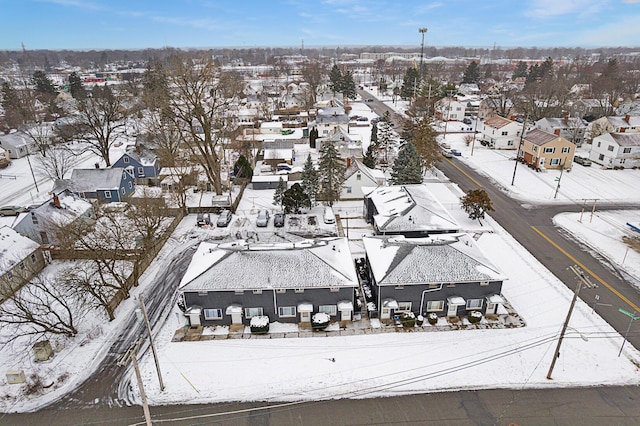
[450,149,462,156]
[256,210,270,227]
[357,117,368,122]
[442,149,453,158]
[196,213,211,227]
[440,142,451,149]
[276,163,292,172]
[0,205,25,216]
[462,117,472,125]
[274,213,285,227]
[323,206,336,224]
[216,210,233,227]
[574,156,592,166]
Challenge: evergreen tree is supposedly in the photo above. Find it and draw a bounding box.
[309,126,319,149]
[342,70,357,100]
[460,188,494,225]
[32,70,57,95]
[282,183,311,214]
[273,177,287,207]
[329,64,343,94]
[233,155,253,180]
[462,61,480,84]
[370,123,378,144]
[513,61,528,78]
[142,62,170,111]
[390,142,422,185]
[376,121,394,166]
[400,67,419,100]
[301,154,319,205]
[318,142,346,206]
[362,143,377,169]
[410,117,440,170]
[68,72,86,100]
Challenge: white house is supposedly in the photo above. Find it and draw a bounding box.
[589,132,640,169]
[340,158,386,200]
[314,106,349,137]
[0,131,36,159]
[535,116,587,146]
[435,97,466,121]
[480,115,523,149]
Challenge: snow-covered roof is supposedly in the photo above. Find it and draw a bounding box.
[15,191,92,230]
[362,234,506,286]
[605,116,640,128]
[54,168,128,193]
[525,128,569,146]
[483,115,515,129]
[367,185,459,234]
[0,226,39,275]
[179,237,358,292]
[605,132,640,147]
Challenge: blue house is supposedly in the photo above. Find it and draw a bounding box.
[52,168,135,203]
[112,148,161,185]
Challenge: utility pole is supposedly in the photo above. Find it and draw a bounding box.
[119,339,153,426]
[511,115,528,186]
[139,296,165,391]
[553,157,567,199]
[418,28,428,79]
[547,265,586,380]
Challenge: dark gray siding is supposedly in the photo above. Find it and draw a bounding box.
[376,281,503,317]
[183,287,354,326]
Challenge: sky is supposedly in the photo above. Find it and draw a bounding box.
[1,0,640,51]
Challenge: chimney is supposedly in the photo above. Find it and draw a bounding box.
[554,129,561,136]
[52,194,61,208]
[564,114,569,124]
[135,145,141,154]
[625,114,631,124]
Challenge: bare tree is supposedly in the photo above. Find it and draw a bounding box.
[34,146,77,180]
[0,275,81,347]
[127,188,171,252]
[165,53,243,195]
[74,85,129,166]
[301,60,326,105]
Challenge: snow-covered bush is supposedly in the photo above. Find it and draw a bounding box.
[250,315,270,334]
[427,312,438,325]
[416,315,424,326]
[312,312,330,330]
[468,310,482,324]
[400,311,416,328]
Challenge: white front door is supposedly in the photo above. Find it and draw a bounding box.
[486,302,497,315]
[188,311,201,327]
[381,307,391,320]
[447,303,458,317]
[340,309,352,321]
[230,312,242,325]
[300,311,310,322]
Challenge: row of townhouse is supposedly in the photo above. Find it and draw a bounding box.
[179,185,507,328]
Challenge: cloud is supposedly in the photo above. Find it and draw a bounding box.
[415,2,443,14]
[623,0,640,3]
[35,0,106,11]
[567,14,640,45]
[525,0,610,19]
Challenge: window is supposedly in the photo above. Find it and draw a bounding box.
[19,262,25,270]
[550,158,560,165]
[30,253,36,263]
[623,148,631,153]
[597,141,601,147]
[294,289,304,293]
[426,300,444,311]
[607,145,614,152]
[562,146,570,153]
[466,299,483,310]
[480,281,489,286]
[356,173,361,181]
[329,287,340,292]
[104,190,112,199]
[138,167,144,176]
[123,156,129,164]
[599,154,605,161]
[543,147,555,153]
[31,212,38,224]
[507,140,514,146]
[395,284,404,290]
[319,305,337,316]
[234,290,244,295]
[346,187,352,194]
[245,307,264,318]
[533,146,538,152]
[278,306,296,317]
[501,131,508,136]
[121,188,125,195]
[397,302,412,312]
[128,182,133,189]
[276,289,286,293]
[204,308,222,320]
[7,271,13,279]
[252,289,262,294]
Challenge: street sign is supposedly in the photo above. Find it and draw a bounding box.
[618,308,640,320]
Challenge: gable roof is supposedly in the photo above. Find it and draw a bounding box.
[0,226,39,275]
[483,115,514,129]
[367,185,460,234]
[53,168,129,194]
[179,237,358,292]
[525,128,569,146]
[607,132,640,147]
[605,116,640,128]
[344,158,385,182]
[121,148,158,167]
[537,117,585,129]
[363,234,505,285]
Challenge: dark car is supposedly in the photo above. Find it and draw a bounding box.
[450,149,462,156]
[462,117,472,125]
[216,210,233,227]
[0,205,26,216]
[274,213,285,227]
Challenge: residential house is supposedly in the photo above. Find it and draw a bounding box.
[363,185,460,237]
[478,97,514,120]
[570,99,613,120]
[178,237,358,328]
[340,158,386,200]
[13,190,93,246]
[316,127,363,162]
[158,166,196,192]
[262,139,296,168]
[112,147,161,185]
[52,168,136,203]
[0,226,46,302]
[313,106,349,137]
[589,133,640,169]
[435,97,466,121]
[480,115,523,149]
[520,128,575,170]
[362,234,506,321]
[535,116,587,146]
[0,130,36,159]
[590,115,640,142]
